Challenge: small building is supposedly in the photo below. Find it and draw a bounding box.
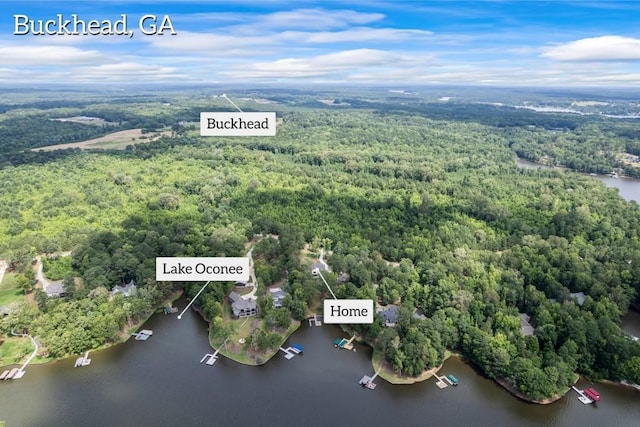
[337,272,350,283]
[269,287,288,308]
[377,305,399,328]
[229,292,257,318]
[45,281,66,298]
[569,292,585,306]
[412,308,427,321]
[519,313,535,336]
[112,280,137,297]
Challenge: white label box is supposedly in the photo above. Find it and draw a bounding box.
[156,257,249,282]
[323,299,374,324]
[200,112,276,136]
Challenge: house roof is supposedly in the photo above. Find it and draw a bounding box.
[269,288,287,300]
[45,281,65,297]
[232,298,257,311]
[569,292,585,306]
[311,262,328,271]
[112,280,136,296]
[378,305,399,324]
[519,313,535,336]
[228,291,241,303]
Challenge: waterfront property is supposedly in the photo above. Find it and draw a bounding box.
[229,291,258,318]
[269,287,288,308]
[377,305,399,328]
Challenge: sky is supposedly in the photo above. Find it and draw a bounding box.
[1,0,640,87]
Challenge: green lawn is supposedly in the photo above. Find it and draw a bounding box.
[0,337,32,366]
[0,272,24,306]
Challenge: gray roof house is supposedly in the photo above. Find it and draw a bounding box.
[569,292,585,306]
[377,305,399,327]
[112,280,137,297]
[229,292,257,318]
[45,281,66,298]
[269,287,288,308]
[519,313,535,336]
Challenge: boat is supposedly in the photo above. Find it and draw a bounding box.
[584,388,600,402]
[447,374,459,386]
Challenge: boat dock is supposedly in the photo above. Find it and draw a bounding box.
[359,366,381,390]
[200,337,229,366]
[333,335,356,351]
[433,373,448,389]
[3,332,39,380]
[279,344,304,360]
[1,368,20,381]
[200,351,219,365]
[308,313,322,327]
[132,329,153,341]
[74,351,91,368]
[443,374,458,386]
[571,386,595,404]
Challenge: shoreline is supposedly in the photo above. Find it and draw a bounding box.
[371,347,453,384]
[0,290,184,370]
[192,303,301,367]
[494,377,574,405]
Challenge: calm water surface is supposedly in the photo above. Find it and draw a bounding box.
[1,298,639,427]
[2,163,640,426]
[516,157,640,203]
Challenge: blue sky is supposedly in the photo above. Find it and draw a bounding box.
[1,1,640,86]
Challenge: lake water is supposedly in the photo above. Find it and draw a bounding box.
[516,157,640,203]
[2,161,640,426]
[1,298,639,427]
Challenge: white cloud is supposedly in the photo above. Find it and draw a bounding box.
[238,8,384,30]
[0,45,105,66]
[69,62,190,82]
[220,49,430,79]
[295,27,433,43]
[541,36,640,61]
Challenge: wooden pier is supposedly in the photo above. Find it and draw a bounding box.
[308,313,322,327]
[433,373,448,389]
[200,337,229,366]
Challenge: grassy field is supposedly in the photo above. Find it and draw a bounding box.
[33,128,171,151]
[0,337,31,366]
[0,272,23,306]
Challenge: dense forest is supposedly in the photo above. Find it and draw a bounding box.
[1,91,640,400]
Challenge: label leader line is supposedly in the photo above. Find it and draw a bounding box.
[156,257,250,320]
